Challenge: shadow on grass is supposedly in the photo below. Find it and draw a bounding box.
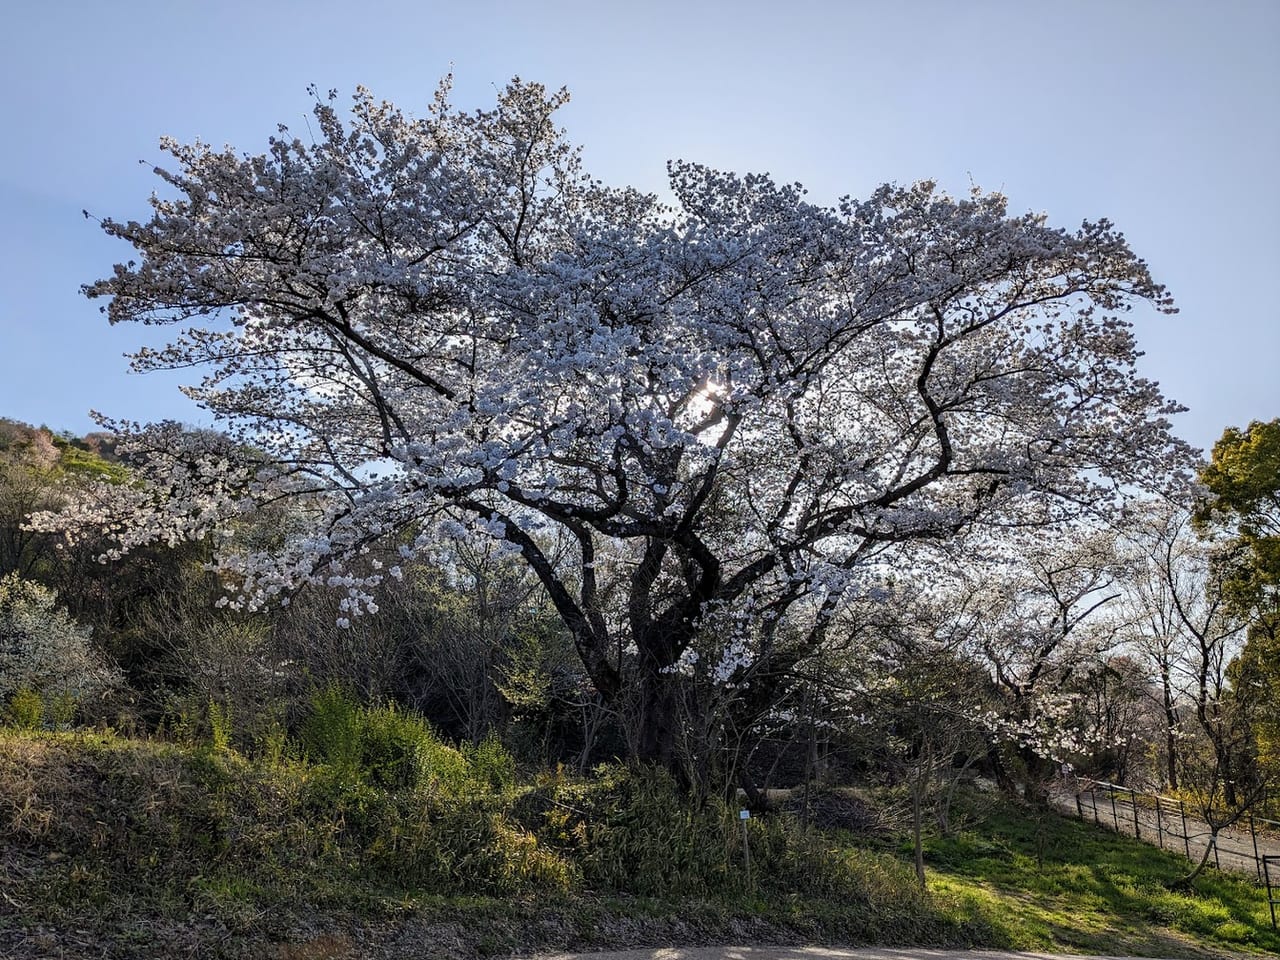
[924,799,1279,958]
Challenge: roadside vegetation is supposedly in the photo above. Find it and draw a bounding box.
[2,703,1277,959]
[0,715,966,958]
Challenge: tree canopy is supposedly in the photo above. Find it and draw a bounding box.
[1198,419,1280,788]
[64,79,1194,763]
[1198,418,1280,608]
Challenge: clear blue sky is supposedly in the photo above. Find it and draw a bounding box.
[1,0,1276,454]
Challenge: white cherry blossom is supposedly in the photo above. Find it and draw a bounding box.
[46,79,1195,762]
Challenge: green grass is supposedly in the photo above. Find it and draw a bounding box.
[0,730,975,957]
[924,797,1280,957]
[2,728,1277,958]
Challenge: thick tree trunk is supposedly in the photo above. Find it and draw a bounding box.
[987,744,1016,794]
[632,664,682,770]
[1019,744,1052,803]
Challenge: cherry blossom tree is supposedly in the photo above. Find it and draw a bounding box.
[61,78,1194,766]
[961,532,1133,793]
[852,533,1134,798]
[1116,505,1222,790]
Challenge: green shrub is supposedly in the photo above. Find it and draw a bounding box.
[299,686,363,774]
[466,731,516,793]
[354,701,428,789]
[413,729,474,794]
[255,718,291,766]
[47,691,77,729]
[299,687,473,794]
[5,687,43,730]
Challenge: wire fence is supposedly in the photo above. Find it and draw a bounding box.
[1265,855,1280,932]
[1054,778,1280,885]
[1054,778,1280,930]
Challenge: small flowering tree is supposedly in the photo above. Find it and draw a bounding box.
[957,531,1131,794]
[0,574,120,718]
[59,78,1193,767]
[825,592,994,881]
[837,539,1132,805]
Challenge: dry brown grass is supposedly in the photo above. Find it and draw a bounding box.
[0,735,58,841]
[273,932,357,959]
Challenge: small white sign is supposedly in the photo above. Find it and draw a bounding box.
[739,809,750,820]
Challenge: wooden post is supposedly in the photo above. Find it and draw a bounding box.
[1091,790,1100,825]
[1155,796,1165,849]
[1131,789,1141,840]
[1180,800,1191,860]
[1212,832,1221,871]
[1109,787,1121,833]
[739,810,752,887]
[1075,790,1084,820]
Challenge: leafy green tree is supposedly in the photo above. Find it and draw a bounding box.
[1199,418,1280,609]
[1199,419,1280,794]
[1228,627,1280,796]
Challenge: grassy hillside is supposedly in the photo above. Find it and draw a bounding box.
[926,798,1279,957]
[0,729,1275,959]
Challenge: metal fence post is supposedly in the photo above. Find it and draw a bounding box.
[1264,856,1279,931]
[1067,784,1275,880]
[1180,800,1191,860]
[1251,816,1262,882]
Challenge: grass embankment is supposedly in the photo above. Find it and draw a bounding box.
[924,798,1280,958]
[0,728,973,959]
[0,725,1275,958]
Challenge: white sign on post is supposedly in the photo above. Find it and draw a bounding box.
[739,809,750,820]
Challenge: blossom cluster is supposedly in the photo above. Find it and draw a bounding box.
[41,77,1195,718]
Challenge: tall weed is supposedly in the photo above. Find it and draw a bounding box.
[299,686,363,775]
[465,730,516,793]
[299,687,476,794]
